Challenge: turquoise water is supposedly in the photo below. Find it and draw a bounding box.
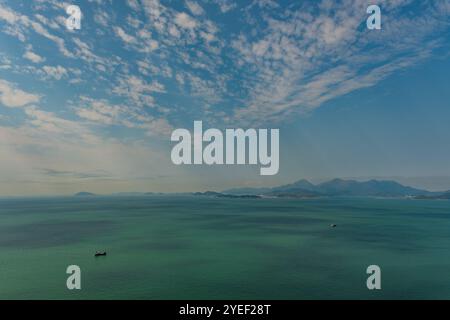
[0,196,449,299]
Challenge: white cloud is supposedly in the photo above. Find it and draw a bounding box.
[214,0,237,13]
[76,107,116,125]
[127,15,141,29]
[34,14,59,29]
[71,37,109,69]
[94,11,109,27]
[114,26,137,44]
[75,98,121,125]
[0,79,41,108]
[0,4,73,57]
[112,75,165,108]
[1,1,449,133]
[186,1,204,16]
[29,20,73,57]
[169,25,181,38]
[74,96,173,136]
[175,12,197,29]
[143,118,173,136]
[25,106,86,135]
[42,65,68,80]
[0,6,20,24]
[23,49,45,63]
[228,0,450,124]
[126,0,140,11]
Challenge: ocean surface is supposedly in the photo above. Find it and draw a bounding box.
[0,196,449,299]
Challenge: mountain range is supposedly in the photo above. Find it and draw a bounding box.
[74,178,450,199]
[223,178,445,198]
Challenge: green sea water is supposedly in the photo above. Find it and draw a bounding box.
[0,196,449,299]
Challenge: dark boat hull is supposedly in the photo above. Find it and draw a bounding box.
[94,252,107,257]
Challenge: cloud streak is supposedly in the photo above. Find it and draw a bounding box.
[0,79,41,108]
[229,0,450,124]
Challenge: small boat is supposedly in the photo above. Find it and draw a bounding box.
[94,251,107,257]
[330,224,337,228]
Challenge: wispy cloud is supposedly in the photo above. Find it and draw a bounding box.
[185,0,204,16]
[0,79,41,108]
[1,0,449,129]
[23,46,45,63]
[39,168,112,179]
[229,0,450,124]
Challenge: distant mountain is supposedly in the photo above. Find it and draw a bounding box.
[221,186,272,195]
[223,180,319,196]
[272,179,318,193]
[74,192,96,197]
[265,191,320,198]
[72,179,446,200]
[224,178,436,198]
[316,178,430,197]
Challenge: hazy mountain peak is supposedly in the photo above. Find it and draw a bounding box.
[224,178,435,198]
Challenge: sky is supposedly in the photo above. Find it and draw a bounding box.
[0,0,450,196]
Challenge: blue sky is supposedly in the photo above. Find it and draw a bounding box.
[0,0,449,195]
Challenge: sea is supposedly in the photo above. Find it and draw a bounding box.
[0,196,449,299]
